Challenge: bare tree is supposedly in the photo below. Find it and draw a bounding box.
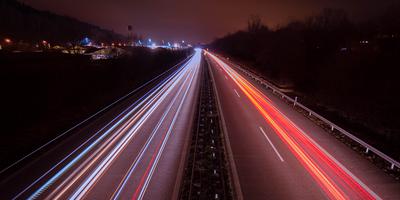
[247,15,263,32]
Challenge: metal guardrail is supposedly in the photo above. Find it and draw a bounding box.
[224,58,400,170]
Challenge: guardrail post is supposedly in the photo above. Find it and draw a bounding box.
[238,63,400,173]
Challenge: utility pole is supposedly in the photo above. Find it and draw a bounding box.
[127,25,133,46]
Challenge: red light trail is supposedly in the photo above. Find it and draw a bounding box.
[206,52,378,200]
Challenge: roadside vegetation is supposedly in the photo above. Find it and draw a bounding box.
[210,6,400,159]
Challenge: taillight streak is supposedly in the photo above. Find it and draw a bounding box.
[207,52,376,200]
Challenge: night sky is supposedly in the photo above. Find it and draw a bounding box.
[20,0,397,43]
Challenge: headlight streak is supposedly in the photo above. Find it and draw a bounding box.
[69,53,200,200]
[111,51,201,200]
[51,65,191,200]
[206,52,378,200]
[23,56,193,200]
[133,50,201,200]
[0,56,191,177]
[110,76,187,199]
[12,61,189,200]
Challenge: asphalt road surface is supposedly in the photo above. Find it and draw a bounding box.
[0,49,202,200]
[1,49,400,200]
[205,51,400,200]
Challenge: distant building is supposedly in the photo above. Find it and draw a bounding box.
[87,47,126,60]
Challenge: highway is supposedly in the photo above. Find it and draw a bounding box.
[205,51,400,200]
[0,49,202,200]
[1,48,400,200]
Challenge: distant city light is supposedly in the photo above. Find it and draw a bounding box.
[81,37,92,46]
[360,40,369,44]
[4,38,12,43]
[150,43,156,49]
[130,38,188,50]
[42,40,48,45]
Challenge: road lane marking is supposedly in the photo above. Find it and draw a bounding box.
[59,69,191,200]
[207,56,244,200]
[0,58,192,176]
[45,58,194,199]
[111,54,201,200]
[259,127,284,162]
[13,61,191,200]
[135,57,200,200]
[234,89,240,98]
[209,52,379,199]
[70,54,202,200]
[273,108,382,199]
[25,65,191,200]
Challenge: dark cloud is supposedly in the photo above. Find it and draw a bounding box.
[20,0,397,43]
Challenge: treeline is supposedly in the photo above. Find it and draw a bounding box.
[211,7,400,157]
[0,0,125,43]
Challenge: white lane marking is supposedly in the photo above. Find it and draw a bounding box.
[272,107,382,199]
[234,89,240,98]
[225,75,228,80]
[209,52,381,199]
[110,60,199,200]
[57,74,185,199]
[13,63,189,200]
[44,60,192,199]
[137,57,200,200]
[1,57,192,176]
[69,56,201,200]
[207,58,244,200]
[26,68,188,200]
[259,127,284,162]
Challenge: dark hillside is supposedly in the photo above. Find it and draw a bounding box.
[0,0,124,43]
